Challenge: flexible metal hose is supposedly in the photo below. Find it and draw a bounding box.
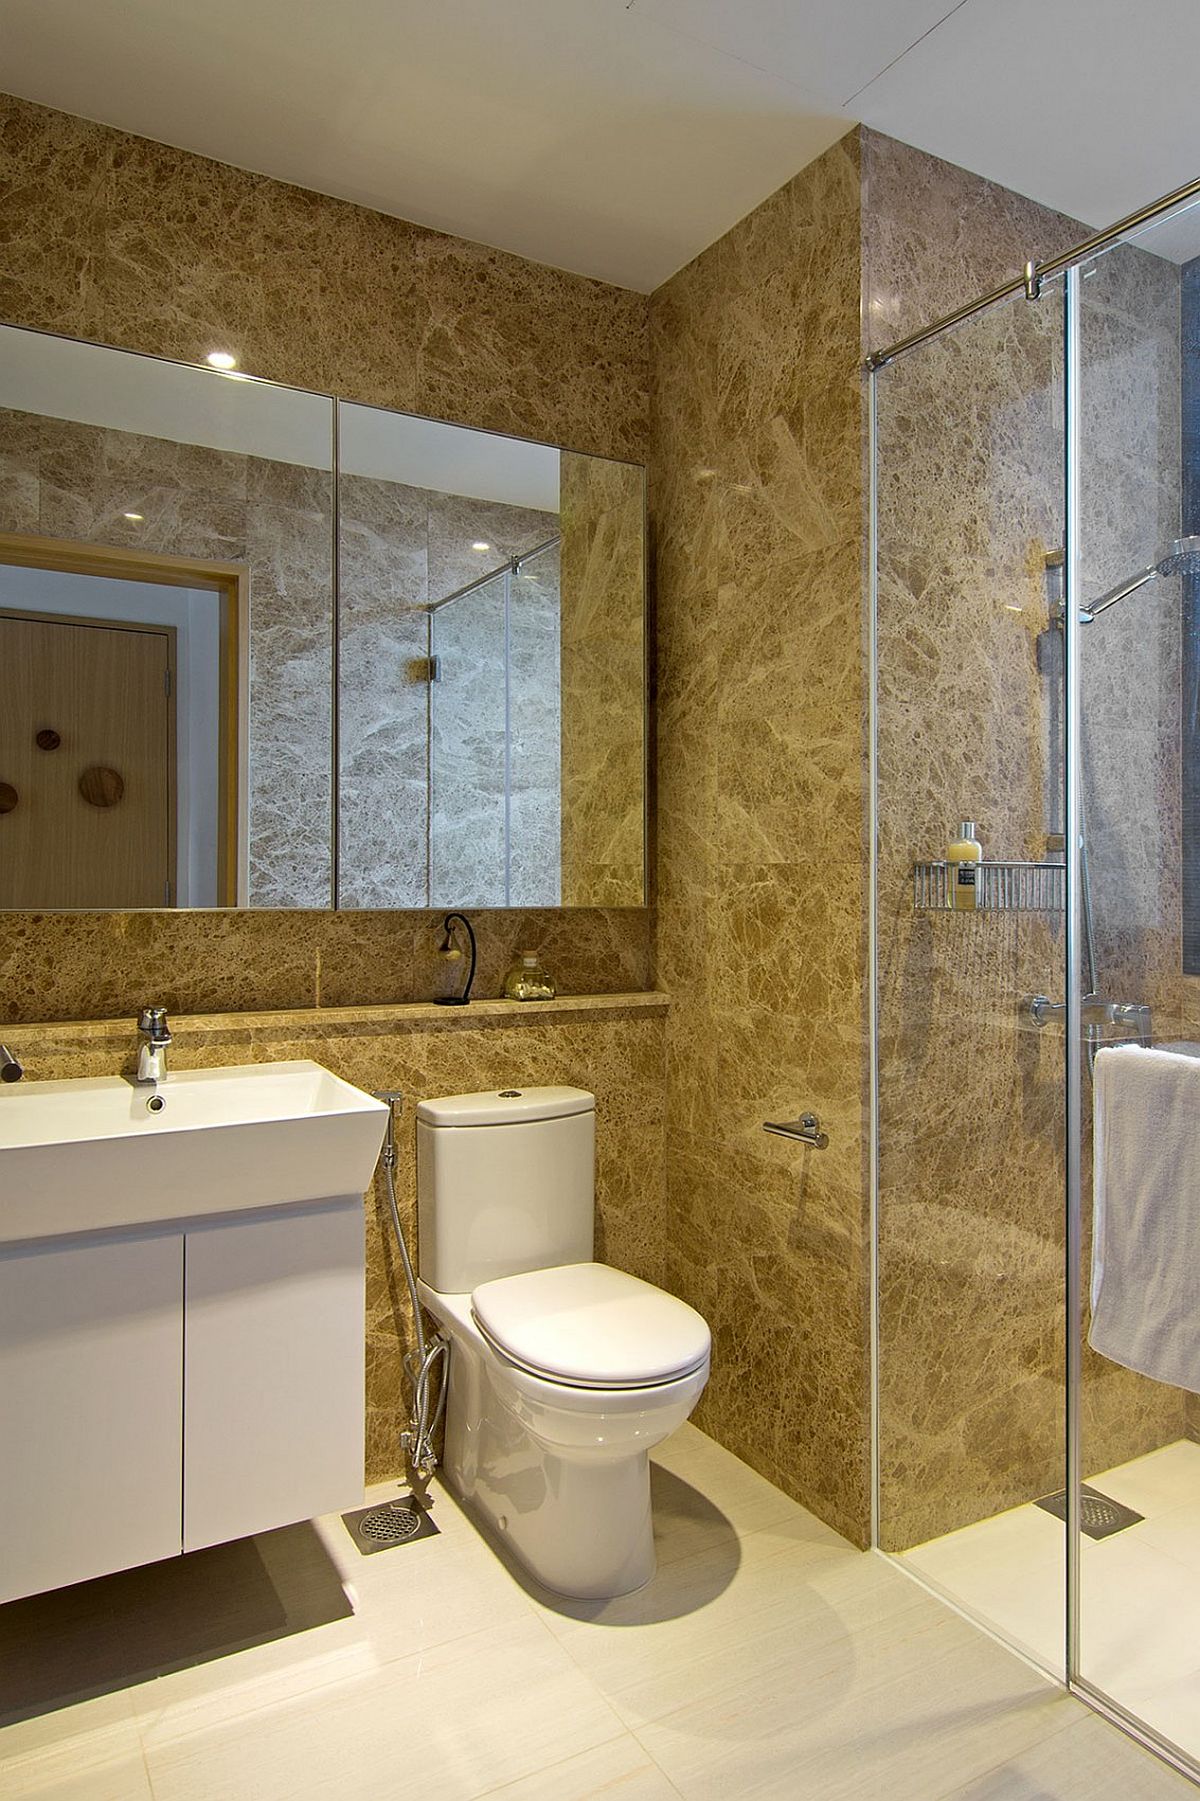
[376,1093,447,1480]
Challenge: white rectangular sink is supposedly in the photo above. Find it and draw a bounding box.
[0,1060,389,1245]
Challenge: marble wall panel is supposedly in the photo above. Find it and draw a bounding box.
[0,89,653,1012]
[650,131,872,1546]
[559,455,645,906]
[0,995,667,1483]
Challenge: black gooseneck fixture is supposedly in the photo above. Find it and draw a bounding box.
[433,912,477,1006]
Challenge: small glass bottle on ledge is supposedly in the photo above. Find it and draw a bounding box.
[503,951,557,1001]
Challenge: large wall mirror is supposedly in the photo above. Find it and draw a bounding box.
[0,325,646,910]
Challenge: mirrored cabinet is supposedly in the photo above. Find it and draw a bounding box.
[0,324,647,911]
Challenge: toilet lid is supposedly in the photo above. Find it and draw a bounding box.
[471,1262,711,1389]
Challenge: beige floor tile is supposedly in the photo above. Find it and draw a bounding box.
[636,1623,1081,1800]
[3,1429,1194,1801]
[894,1437,1200,1774]
[553,1541,934,1727]
[1090,1441,1200,1517]
[128,1487,533,1743]
[0,1691,138,1762]
[536,1504,853,1644]
[0,1719,153,1801]
[939,1708,1197,1798]
[648,1424,813,1567]
[140,1617,626,1801]
[477,1733,682,1798]
[1131,1496,1200,1568]
[1095,1661,1200,1765]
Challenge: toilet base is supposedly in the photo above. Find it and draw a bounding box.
[442,1340,658,1599]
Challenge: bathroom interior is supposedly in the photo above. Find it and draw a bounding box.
[3,4,1200,1796]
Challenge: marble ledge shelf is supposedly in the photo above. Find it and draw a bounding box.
[0,990,671,1055]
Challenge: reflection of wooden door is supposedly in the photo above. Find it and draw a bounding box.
[0,612,173,907]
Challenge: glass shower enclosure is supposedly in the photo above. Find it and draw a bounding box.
[871,180,1200,1781]
[429,536,561,908]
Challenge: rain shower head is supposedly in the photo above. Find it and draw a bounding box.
[1152,535,1200,579]
[1082,535,1200,621]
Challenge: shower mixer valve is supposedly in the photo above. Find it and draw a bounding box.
[1023,993,1152,1048]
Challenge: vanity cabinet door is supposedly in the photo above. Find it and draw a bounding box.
[0,1230,183,1605]
[183,1200,365,1553]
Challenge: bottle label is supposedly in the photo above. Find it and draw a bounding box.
[956,864,976,887]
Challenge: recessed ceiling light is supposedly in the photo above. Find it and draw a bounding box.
[123,512,144,522]
[472,541,491,552]
[206,350,238,370]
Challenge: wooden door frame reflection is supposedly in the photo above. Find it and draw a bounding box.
[0,532,247,907]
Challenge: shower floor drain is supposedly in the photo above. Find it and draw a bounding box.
[1035,1484,1144,1540]
[342,1496,440,1555]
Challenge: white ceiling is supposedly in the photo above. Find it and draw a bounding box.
[1,0,1199,291]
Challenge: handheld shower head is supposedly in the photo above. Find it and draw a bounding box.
[1081,536,1200,622]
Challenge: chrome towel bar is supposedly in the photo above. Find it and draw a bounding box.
[763,1113,829,1150]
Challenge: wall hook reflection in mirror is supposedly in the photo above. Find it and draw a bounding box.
[78,766,125,809]
[434,912,477,1006]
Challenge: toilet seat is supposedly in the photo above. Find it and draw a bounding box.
[470,1260,711,1391]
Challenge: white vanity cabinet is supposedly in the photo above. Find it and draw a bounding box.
[0,1230,184,1605]
[183,1200,365,1553]
[0,1199,365,1606]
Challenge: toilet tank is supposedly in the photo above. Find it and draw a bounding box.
[416,1087,595,1293]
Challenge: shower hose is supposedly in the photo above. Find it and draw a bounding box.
[375,1092,447,1482]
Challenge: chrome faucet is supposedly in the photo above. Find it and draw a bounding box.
[0,1045,23,1083]
[135,1007,172,1085]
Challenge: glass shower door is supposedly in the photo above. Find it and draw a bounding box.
[872,278,1071,1676]
[1070,199,1200,1776]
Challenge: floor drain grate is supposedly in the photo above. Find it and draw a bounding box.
[1035,1483,1144,1540]
[342,1496,440,1555]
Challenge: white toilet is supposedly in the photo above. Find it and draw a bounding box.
[415,1086,710,1598]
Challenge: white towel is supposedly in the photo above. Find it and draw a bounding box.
[1091,1041,1200,1392]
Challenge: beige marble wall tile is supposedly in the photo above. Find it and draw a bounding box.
[1,995,666,1484]
[860,128,1081,357]
[0,98,105,339]
[0,906,652,1024]
[559,453,645,906]
[651,131,872,1547]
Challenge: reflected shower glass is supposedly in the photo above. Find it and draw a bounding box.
[429,568,510,908]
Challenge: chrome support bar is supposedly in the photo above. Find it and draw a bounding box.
[763,1113,829,1150]
[866,170,1200,371]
